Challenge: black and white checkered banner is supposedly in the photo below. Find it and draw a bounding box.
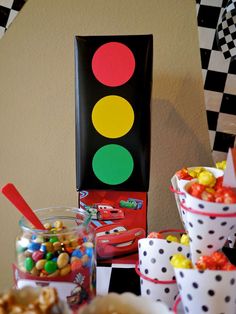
[0,0,25,39]
[217,0,236,59]
[196,0,236,163]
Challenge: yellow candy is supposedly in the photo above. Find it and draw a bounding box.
[216,160,226,171]
[170,254,192,269]
[43,223,52,230]
[188,167,204,178]
[188,170,198,178]
[166,235,179,243]
[198,170,216,187]
[60,264,71,276]
[180,234,190,246]
[54,220,63,229]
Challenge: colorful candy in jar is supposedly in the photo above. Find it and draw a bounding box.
[16,220,94,277]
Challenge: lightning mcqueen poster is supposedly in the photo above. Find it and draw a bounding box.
[79,190,147,265]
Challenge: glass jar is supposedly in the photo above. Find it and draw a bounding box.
[14,207,96,309]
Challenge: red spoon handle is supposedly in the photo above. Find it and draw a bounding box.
[2,183,45,230]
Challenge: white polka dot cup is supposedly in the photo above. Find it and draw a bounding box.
[137,237,190,307]
[170,175,187,229]
[174,268,236,314]
[182,181,236,263]
[171,167,224,230]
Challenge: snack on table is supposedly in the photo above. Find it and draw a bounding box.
[16,219,94,278]
[172,251,236,314]
[187,176,236,203]
[175,167,213,181]
[148,231,190,245]
[0,286,70,314]
[170,251,236,271]
[78,292,173,314]
[215,160,226,170]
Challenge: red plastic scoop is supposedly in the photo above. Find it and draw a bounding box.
[1,183,46,230]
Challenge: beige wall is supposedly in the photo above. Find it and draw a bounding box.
[0,0,213,290]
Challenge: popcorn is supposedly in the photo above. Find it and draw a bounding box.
[0,287,69,314]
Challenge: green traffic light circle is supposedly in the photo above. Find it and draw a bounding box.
[92,144,134,185]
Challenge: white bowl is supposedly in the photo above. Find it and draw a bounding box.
[78,292,173,314]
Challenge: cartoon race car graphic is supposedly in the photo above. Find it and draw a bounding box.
[85,203,124,220]
[96,223,145,259]
[119,198,143,209]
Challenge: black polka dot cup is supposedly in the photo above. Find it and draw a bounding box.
[174,268,236,314]
[137,237,190,307]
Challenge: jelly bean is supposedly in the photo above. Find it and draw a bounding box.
[48,270,60,277]
[44,222,52,230]
[70,239,78,248]
[166,235,179,243]
[53,242,61,251]
[44,242,54,252]
[65,247,74,254]
[24,250,33,258]
[83,242,93,248]
[30,266,40,277]
[32,250,44,262]
[85,247,93,258]
[49,236,59,243]
[71,256,80,263]
[24,257,35,272]
[28,242,41,252]
[54,220,63,229]
[44,261,58,274]
[31,234,37,240]
[72,249,83,258]
[57,235,66,242]
[46,252,54,260]
[81,254,90,267]
[60,264,71,276]
[71,259,82,271]
[16,218,95,279]
[170,254,192,269]
[35,259,46,270]
[40,244,47,253]
[57,252,69,269]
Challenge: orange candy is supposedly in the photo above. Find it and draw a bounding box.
[71,259,83,271]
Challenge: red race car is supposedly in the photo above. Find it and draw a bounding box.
[92,204,124,220]
[96,223,145,259]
